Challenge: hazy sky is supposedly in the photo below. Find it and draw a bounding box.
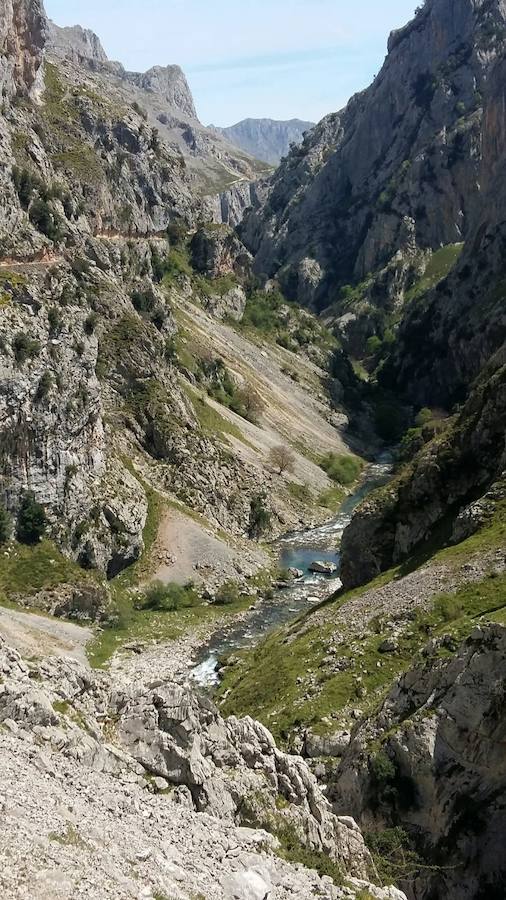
[44,0,419,126]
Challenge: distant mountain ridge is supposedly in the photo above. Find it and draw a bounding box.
[45,20,269,192]
[213,118,314,165]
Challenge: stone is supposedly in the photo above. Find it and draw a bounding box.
[309,561,338,575]
[378,638,399,654]
[305,730,351,758]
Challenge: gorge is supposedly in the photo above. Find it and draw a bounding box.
[0,1,505,899]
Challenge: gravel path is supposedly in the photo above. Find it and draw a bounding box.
[0,606,92,667]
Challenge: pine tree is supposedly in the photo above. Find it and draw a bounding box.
[0,504,11,544]
[17,493,46,545]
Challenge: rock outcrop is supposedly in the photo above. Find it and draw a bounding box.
[127,65,198,119]
[0,634,405,899]
[331,624,506,899]
[383,50,506,409]
[0,0,46,98]
[47,20,108,65]
[340,367,506,588]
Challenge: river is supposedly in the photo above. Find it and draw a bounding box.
[191,454,392,686]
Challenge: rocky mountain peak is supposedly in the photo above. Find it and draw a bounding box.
[46,20,109,64]
[127,64,198,120]
[239,0,506,310]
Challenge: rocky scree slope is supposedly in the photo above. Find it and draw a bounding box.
[212,118,315,166]
[239,0,506,320]
[0,634,406,900]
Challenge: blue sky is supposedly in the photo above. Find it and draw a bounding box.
[44,0,419,126]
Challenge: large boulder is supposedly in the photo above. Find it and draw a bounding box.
[190,224,252,279]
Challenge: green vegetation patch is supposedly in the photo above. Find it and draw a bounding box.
[0,540,96,601]
[320,452,363,485]
[240,289,338,355]
[183,383,251,446]
[405,244,463,303]
[219,529,506,744]
[318,485,346,511]
[52,148,103,183]
[287,482,314,507]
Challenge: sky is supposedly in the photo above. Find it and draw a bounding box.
[44,0,419,127]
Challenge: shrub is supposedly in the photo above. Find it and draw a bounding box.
[17,493,47,544]
[415,407,433,427]
[35,371,53,401]
[48,306,63,335]
[249,495,271,539]
[84,313,98,335]
[320,453,362,485]
[370,751,396,785]
[131,289,156,315]
[12,332,41,364]
[365,827,424,886]
[215,580,241,606]
[398,427,424,462]
[166,220,187,248]
[366,335,382,355]
[29,198,64,243]
[12,166,42,208]
[0,504,11,544]
[234,385,264,424]
[433,594,462,622]
[142,580,198,612]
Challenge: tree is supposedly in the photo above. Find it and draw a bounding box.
[248,494,271,540]
[214,580,240,606]
[0,504,11,544]
[236,384,264,424]
[16,493,46,544]
[269,444,296,476]
[142,580,198,612]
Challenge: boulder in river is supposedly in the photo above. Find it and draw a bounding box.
[288,567,304,580]
[309,561,338,575]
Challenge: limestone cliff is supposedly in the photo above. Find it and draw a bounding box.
[46,20,108,65]
[0,0,46,98]
[383,52,506,408]
[240,0,506,311]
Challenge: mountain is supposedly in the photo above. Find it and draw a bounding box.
[239,0,506,320]
[213,117,314,165]
[46,19,269,194]
[46,21,109,65]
